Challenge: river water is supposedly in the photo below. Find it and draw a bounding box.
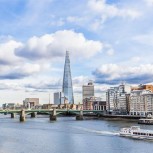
[0,115,153,153]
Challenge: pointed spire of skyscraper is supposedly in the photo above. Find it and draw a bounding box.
[62,51,74,104]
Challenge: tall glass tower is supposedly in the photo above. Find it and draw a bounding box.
[62,51,74,104]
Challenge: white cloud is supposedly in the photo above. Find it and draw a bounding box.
[131,56,141,63]
[0,62,42,80]
[94,64,153,84]
[73,75,91,86]
[0,40,23,65]
[103,43,115,56]
[132,33,153,46]
[87,0,141,20]
[15,30,103,59]
[0,37,49,79]
[144,0,153,6]
[106,49,114,56]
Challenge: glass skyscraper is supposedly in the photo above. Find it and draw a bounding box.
[62,51,74,104]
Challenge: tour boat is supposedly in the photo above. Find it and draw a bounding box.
[119,126,153,140]
[138,118,153,125]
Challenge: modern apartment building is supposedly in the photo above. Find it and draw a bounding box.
[106,84,131,113]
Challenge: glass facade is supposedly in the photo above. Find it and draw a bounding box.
[62,51,74,104]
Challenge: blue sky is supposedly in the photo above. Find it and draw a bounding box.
[0,0,153,104]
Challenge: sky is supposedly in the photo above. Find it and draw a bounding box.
[0,0,153,104]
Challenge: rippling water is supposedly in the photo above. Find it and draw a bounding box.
[0,115,153,153]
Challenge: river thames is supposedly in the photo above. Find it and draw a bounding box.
[0,115,153,153]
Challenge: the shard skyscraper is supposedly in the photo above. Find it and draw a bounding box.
[62,51,74,104]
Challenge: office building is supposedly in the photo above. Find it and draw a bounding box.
[62,51,74,104]
[82,80,94,101]
[54,92,61,105]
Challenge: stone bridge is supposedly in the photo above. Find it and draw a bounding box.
[0,109,104,122]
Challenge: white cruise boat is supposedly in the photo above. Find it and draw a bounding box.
[120,126,153,140]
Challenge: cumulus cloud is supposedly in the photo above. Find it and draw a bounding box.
[73,76,91,86]
[25,80,62,92]
[15,30,103,60]
[0,30,104,80]
[0,82,23,91]
[0,63,41,79]
[87,0,141,20]
[0,40,23,65]
[93,64,153,84]
[0,39,42,79]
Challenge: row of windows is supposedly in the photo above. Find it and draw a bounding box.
[133,132,153,136]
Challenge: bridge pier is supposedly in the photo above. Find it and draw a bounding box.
[31,112,36,118]
[50,109,57,121]
[11,113,15,118]
[76,110,83,120]
[20,109,25,122]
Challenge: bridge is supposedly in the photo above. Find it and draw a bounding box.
[0,109,104,122]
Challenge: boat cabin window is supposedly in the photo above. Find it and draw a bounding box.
[140,133,146,135]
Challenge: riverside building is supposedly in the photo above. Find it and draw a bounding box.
[93,100,106,111]
[83,97,106,110]
[106,84,131,113]
[129,90,153,116]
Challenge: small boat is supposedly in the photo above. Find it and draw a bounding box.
[138,118,153,125]
[138,114,153,125]
[119,126,153,140]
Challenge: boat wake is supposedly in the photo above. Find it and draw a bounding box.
[73,126,119,136]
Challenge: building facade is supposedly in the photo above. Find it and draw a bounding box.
[62,51,74,104]
[2,103,16,110]
[23,98,39,109]
[106,84,131,113]
[83,97,105,110]
[83,99,93,110]
[132,84,153,92]
[129,90,153,116]
[82,80,94,101]
[54,92,62,105]
[93,101,106,111]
